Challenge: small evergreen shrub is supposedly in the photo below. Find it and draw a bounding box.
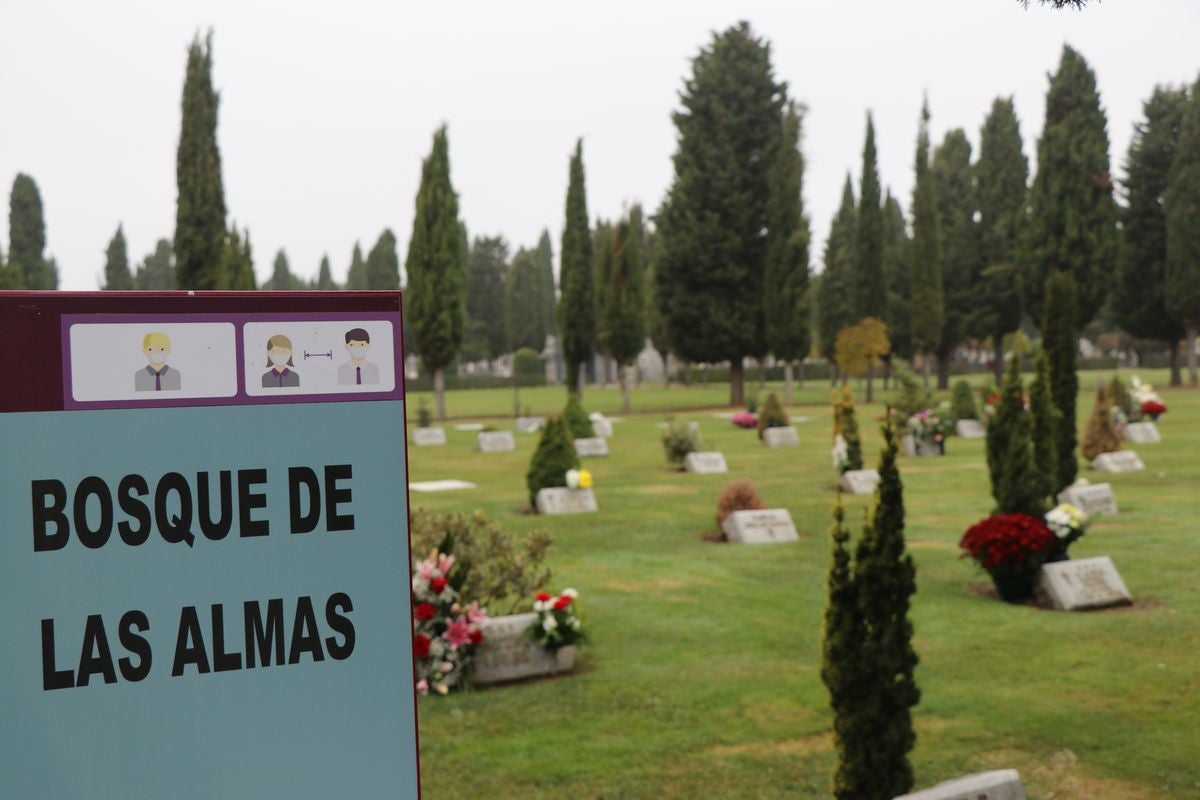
[661,419,700,469]
[746,395,760,414]
[526,416,581,507]
[892,366,931,419]
[1108,374,1134,420]
[513,347,542,376]
[1081,384,1123,461]
[950,379,978,421]
[756,392,789,440]
[832,387,863,472]
[715,480,765,531]
[563,395,595,439]
[417,398,433,429]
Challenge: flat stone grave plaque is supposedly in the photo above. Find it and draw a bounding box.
[684,451,728,474]
[721,508,798,544]
[411,426,446,446]
[515,416,544,434]
[472,612,577,685]
[955,419,986,439]
[454,422,486,431]
[574,437,609,457]
[762,426,798,448]
[476,431,516,452]
[409,479,476,493]
[1123,421,1160,444]
[894,769,1026,800]
[1056,482,1118,516]
[535,487,598,515]
[1037,555,1132,611]
[840,469,880,495]
[1092,450,1144,473]
[591,418,614,437]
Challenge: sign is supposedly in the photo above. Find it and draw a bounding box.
[1092,450,1145,473]
[476,430,516,452]
[0,293,419,799]
[536,487,598,515]
[573,437,610,458]
[684,451,728,474]
[1037,556,1132,611]
[720,509,799,544]
[1123,421,1160,444]
[840,469,880,495]
[894,769,1026,800]
[955,419,986,439]
[1056,482,1118,516]
[762,426,798,448]
[412,426,447,446]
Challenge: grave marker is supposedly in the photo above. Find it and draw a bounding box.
[684,452,728,474]
[762,426,798,448]
[574,437,610,458]
[1037,555,1132,611]
[1056,482,1118,516]
[721,508,799,544]
[536,487,598,515]
[477,430,516,452]
[893,769,1026,800]
[410,479,477,493]
[515,416,544,434]
[472,613,577,685]
[1123,421,1160,444]
[591,418,614,437]
[1092,450,1144,473]
[840,469,880,495]
[955,419,986,439]
[412,426,447,446]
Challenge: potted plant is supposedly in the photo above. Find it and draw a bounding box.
[959,513,1058,603]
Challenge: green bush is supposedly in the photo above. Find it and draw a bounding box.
[526,415,581,507]
[661,419,700,469]
[417,398,433,429]
[950,379,978,421]
[833,387,863,472]
[563,395,595,439]
[746,395,760,414]
[410,508,552,614]
[513,347,542,377]
[891,366,932,418]
[1108,374,1134,420]
[756,392,789,440]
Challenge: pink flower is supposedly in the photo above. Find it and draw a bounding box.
[442,660,455,672]
[436,553,455,576]
[444,617,473,648]
[464,601,487,625]
[417,560,437,581]
[416,679,429,695]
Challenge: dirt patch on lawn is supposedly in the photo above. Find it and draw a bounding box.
[963,582,1162,612]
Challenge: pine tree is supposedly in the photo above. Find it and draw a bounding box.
[882,191,913,365]
[765,101,812,404]
[592,220,615,365]
[1165,79,1200,386]
[525,416,582,508]
[8,173,51,289]
[345,242,368,290]
[101,225,134,290]
[987,354,1023,505]
[818,177,858,375]
[221,226,256,290]
[1029,349,1060,504]
[997,392,1047,518]
[135,239,175,289]
[975,97,1029,383]
[368,229,400,290]
[656,22,784,407]
[464,236,511,362]
[406,126,466,420]
[315,255,337,289]
[537,230,557,338]
[832,386,863,472]
[1023,45,1118,326]
[0,244,13,290]
[1116,86,1188,385]
[507,248,544,351]
[559,139,594,396]
[855,113,886,321]
[262,249,299,290]
[174,31,227,290]
[1042,271,1080,489]
[932,129,980,389]
[602,207,647,413]
[910,99,943,387]
[644,230,672,386]
[562,395,595,440]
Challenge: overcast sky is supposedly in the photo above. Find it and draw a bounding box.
[1,0,1198,291]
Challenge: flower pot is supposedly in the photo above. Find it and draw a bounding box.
[989,569,1036,603]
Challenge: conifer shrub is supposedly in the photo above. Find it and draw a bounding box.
[526,416,581,508]
[562,395,595,439]
[756,392,789,440]
[986,356,1023,504]
[891,366,932,418]
[832,387,863,472]
[950,379,978,421]
[661,420,700,469]
[1081,384,1123,461]
[715,480,765,531]
[417,398,433,429]
[1108,374,1134,420]
[1029,350,1061,504]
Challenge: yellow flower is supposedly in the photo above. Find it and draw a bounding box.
[578,469,593,489]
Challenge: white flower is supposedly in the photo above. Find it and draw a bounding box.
[429,640,445,658]
[534,600,547,612]
[542,616,558,632]
[569,618,581,631]
[562,588,578,599]
[565,469,581,490]
[831,434,848,468]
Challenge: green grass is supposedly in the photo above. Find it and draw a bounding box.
[409,370,1199,799]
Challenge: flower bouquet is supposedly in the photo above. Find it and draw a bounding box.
[565,468,593,490]
[1131,376,1167,421]
[412,549,488,695]
[527,589,585,652]
[1044,502,1089,561]
[960,513,1058,603]
[731,410,758,429]
[906,408,952,455]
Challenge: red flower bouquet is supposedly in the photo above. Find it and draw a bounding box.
[1140,399,1166,420]
[960,513,1057,603]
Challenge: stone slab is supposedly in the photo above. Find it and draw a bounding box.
[515,416,544,434]
[915,438,944,457]
[721,508,798,544]
[476,430,516,452]
[573,437,609,457]
[1092,450,1144,473]
[590,418,614,437]
[841,469,880,495]
[1036,555,1132,611]
[955,419,986,439]
[901,434,917,457]
[409,479,477,493]
[684,451,728,474]
[1123,421,1160,444]
[893,769,1026,800]
[1056,482,1118,516]
[454,423,486,431]
[535,487,598,515]
[411,426,446,446]
[472,612,577,685]
[762,426,798,448]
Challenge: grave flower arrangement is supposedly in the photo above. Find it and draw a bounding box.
[906,407,953,451]
[980,385,1001,421]
[527,588,585,652]
[412,549,488,695]
[565,468,593,490]
[959,513,1057,603]
[731,410,758,429]
[1131,376,1167,420]
[1044,502,1089,559]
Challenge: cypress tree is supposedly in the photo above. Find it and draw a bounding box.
[997,391,1047,518]
[366,229,400,290]
[1116,86,1188,385]
[645,231,672,386]
[592,220,615,365]
[602,207,647,413]
[537,230,557,337]
[910,99,943,387]
[135,239,175,290]
[975,97,1029,383]
[262,249,298,290]
[1023,45,1118,326]
[1042,271,1080,489]
[932,129,980,389]
[1029,349,1060,504]
[464,235,511,362]
[855,113,886,321]
[102,225,134,290]
[315,255,337,290]
[1165,79,1200,386]
[222,226,256,290]
[406,126,466,420]
[506,248,544,351]
[562,395,595,440]
[833,387,863,472]
[656,21,784,407]
[525,416,582,508]
[1080,384,1123,461]
[174,31,227,290]
[882,191,913,366]
[345,242,367,290]
[987,354,1023,505]
[0,244,14,290]
[817,177,858,376]
[765,100,812,404]
[559,139,594,396]
[8,173,51,289]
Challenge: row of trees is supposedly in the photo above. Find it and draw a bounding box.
[0,174,60,290]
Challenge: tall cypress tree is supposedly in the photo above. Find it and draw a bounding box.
[0,243,13,290]
[602,207,647,413]
[406,126,466,419]
[536,230,556,338]
[657,21,784,406]
[174,31,227,290]
[765,100,812,404]
[932,129,980,389]
[1023,45,1117,325]
[102,225,134,290]
[558,139,594,396]
[368,229,400,290]
[592,220,615,365]
[1165,80,1200,386]
[644,229,672,385]
[1116,86,1187,385]
[506,248,543,351]
[463,235,511,362]
[975,97,1029,383]
[315,255,337,289]
[222,226,256,290]
[262,249,298,290]
[882,190,913,365]
[818,177,858,377]
[1043,271,1080,489]
[8,173,50,289]
[1029,348,1060,506]
[855,112,885,320]
[345,242,367,290]
[910,99,943,387]
[135,239,175,289]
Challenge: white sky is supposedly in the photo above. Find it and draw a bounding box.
[1,0,1198,291]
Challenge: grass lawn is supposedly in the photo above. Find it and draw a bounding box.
[408,370,1200,799]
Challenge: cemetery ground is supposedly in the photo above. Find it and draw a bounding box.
[408,370,1199,800]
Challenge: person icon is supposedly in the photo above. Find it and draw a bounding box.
[134,332,182,392]
[337,327,379,386]
[261,334,301,388]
